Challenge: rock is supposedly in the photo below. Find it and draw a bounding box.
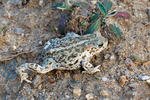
[126,91,137,98]
[128,82,138,89]
[110,53,117,61]
[14,28,24,36]
[119,76,128,87]
[100,89,109,98]
[33,75,42,88]
[104,54,110,59]
[85,93,95,100]
[7,0,22,6]
[102,77,108,81]
[90,0,97,5]
[125,58,134,66]
[73,74,81,81]
[65,95,70,99]
[146,79,150,85]
[64,72,71,79]
[125,58,136,71]
[139,75,150,81]
[39,0,45,7]
[73,88,82,97]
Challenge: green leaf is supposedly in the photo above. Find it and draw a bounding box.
[57,5,68,10]
[81,20,88,26]
[89,13,100,23]
[109,24,121,37]
[52,3,63,9]
[102,0,113,12]
[107,11,118,17]
[1,25,7,32]
[74,2,90,9]
[86,18,101,34]
[98,3,107,16]
[52,2,68,10]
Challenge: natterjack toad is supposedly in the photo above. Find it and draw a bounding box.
[16,31,108,83]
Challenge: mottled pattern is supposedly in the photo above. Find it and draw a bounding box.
[16,32,108,83]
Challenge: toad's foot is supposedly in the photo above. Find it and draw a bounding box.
[16,63,46,83]
[81,60,100,74]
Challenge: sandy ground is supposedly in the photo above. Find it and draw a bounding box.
[0,0,150,100]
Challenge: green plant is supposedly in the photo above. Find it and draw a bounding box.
[1,25,7,33]
[52,0,73,10]
[86,0,121,37]
[53,0,89,11]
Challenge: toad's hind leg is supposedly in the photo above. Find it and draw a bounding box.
[16,63,43,83]
[16,58,59,83]
[81,60,100,74]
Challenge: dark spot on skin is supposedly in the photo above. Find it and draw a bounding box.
[93,55,97,60]
[98,43,103,48]
[69,64,73,66]
[74,60,78,65]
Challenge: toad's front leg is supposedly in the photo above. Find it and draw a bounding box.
[81,60,100,74]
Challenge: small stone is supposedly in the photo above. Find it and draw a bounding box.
[12,45,16,50]
[64,72,71,79]
[104,54,110,59]
[39,0,45,7]
[110,53,116,61]
[100,89,109,98]
[73,88,82,97]
[102,77,108,81]
[7,0,22,6]
[119,76,128,87]
[14,28,24,36]
[33,75,42,88]
[125,58,135,66]
[39,41,43,46]
[65,95,70,99]
[91,0,97,5]
[126,91,137,98]
[85,93,95,100]
[128,83,138,89]
[38,84,42,89]
[146,79,150,85]
[139,75,150,81]
[73,74,81,80]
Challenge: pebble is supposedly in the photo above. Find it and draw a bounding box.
[12,45,16,50]
[14,28,24,36]
[125,58,135,66]
[146,79,150,85]
[73,88,82,97]
[102,77,108,81]
[100,89,109,98]
[73,74,81,80]
[119,76,128,87]
[110,53,116,61]
[33,75,42,88]
[91,0,97,5]
[65,95,70,99]
[125,58,136,71]
[7,0,22,6]
[139,75,150,81]
[126,91,137,98]
[85,93,95,100]
[39,0,45,7]
[104,54,110,59]
[128,83,138,89]
[64,72,71,79]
